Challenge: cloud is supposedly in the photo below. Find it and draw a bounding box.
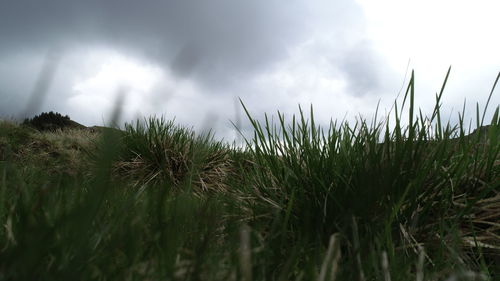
[0,0,315,88]
[336,41,383,97]
[0,0,411,140]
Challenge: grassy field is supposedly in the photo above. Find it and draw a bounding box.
[0,71,499,280]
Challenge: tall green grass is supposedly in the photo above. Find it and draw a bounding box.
[0,70,498,280]
[237,69,499,280]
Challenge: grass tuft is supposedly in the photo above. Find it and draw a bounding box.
[116,116,233,194]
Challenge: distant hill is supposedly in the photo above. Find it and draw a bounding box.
[21,112,126,134]
[22,111,86,131]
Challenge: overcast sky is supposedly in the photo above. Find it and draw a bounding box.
[1,0,499,141]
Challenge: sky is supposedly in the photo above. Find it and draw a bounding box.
[1,0,499,141]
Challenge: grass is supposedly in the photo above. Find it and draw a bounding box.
[116,117,232,194]
[0,70,499,280]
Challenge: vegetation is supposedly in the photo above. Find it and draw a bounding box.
[22,111,84,132]
[116,117,232,194]
[0,70,499,280]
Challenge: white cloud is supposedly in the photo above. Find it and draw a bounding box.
[66,49,165,125]
[241,38,392,129]
[354,0,500,124]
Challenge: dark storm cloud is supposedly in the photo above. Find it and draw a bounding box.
[0,0,314,89]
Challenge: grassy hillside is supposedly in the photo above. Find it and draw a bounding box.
[0,72,499,280]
